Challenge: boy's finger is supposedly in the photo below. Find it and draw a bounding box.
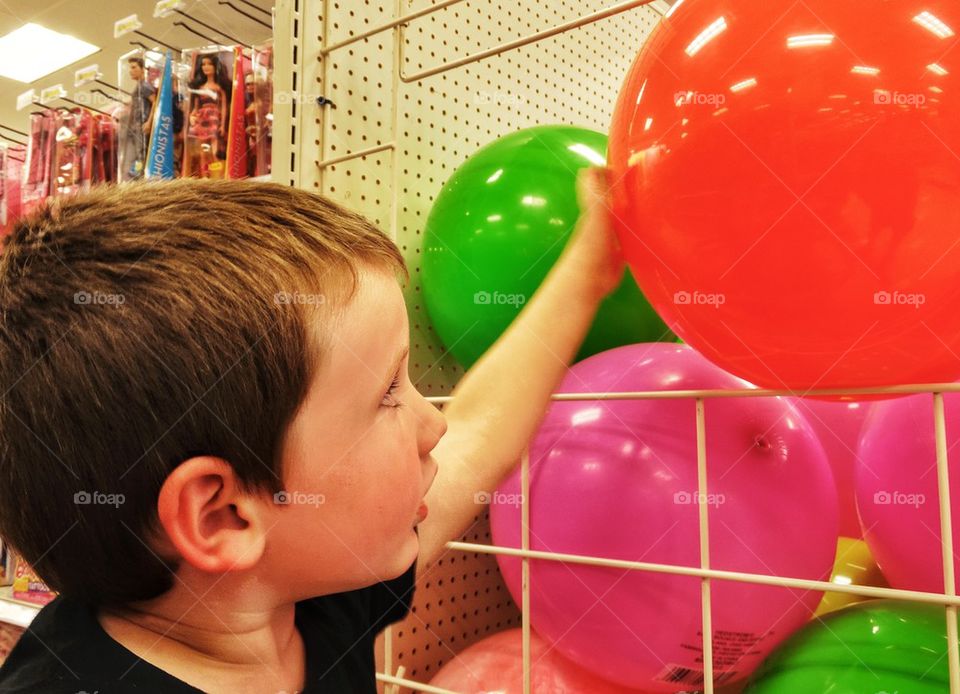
[576,167,612,210]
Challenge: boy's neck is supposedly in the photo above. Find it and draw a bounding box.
[97,577,305,694]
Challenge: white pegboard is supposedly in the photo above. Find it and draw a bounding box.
[262,3,960,693]
[273,0,666,689]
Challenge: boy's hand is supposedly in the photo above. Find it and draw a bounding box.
[558,167,627,303]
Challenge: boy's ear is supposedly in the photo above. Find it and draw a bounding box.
[156,456,268,573]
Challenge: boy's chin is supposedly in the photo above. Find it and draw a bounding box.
[393,530,420,573]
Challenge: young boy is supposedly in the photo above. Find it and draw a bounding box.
[0,169,624,693]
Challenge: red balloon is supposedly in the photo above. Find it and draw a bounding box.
[609,0,960,395]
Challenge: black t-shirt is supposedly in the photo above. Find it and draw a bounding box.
[0,559,416,693]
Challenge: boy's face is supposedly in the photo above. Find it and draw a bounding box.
[266,267,445,597]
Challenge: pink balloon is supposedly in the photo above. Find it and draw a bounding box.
[428,628,634,693]
[788,398,872,538]
[856,393,960,593]
[491,344,838,691]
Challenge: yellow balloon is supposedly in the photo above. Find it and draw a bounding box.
[814,536,888,618]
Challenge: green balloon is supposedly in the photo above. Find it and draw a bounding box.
[745,600,953,693]
[421,125,672,369]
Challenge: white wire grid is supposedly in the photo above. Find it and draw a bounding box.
[270,1,960,691]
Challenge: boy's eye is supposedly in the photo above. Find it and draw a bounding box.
[382,374,403,408]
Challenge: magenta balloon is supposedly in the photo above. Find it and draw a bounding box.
[428,628,634,693]
[856,393,960,593]
[490,344,839,691]
[788,398,872,539]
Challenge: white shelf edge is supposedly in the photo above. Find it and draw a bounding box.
[0,587,41,629]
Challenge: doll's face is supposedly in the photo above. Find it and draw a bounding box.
[201,58,215,76]
[128,62,143,81]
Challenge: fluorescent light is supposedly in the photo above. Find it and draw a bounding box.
[730,77,757,92]
[566,143,606,166]
[851,65,880,75]
[0,23,98,83]
[635,78,648,105]
[665,0,685,19]
[928,62,949,75]
[913,11,954,39]
[930,85,944,93]
[644,117,654,131]
[685,17,727,57]
[787,33,835,49]
[571,407,602,426]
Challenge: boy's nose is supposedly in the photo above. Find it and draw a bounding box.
[418,399,447,457]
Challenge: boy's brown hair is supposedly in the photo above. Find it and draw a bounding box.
[0,179,406,606]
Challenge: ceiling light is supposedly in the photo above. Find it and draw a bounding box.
[913,11,954,39]
[787,33,835,49]
[0,23,99,83]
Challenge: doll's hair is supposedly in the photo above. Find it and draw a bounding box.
[188,51,232,98]
[127,56,145,69]
[0,179,406,606]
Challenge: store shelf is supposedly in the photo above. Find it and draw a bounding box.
[0,587,41,629]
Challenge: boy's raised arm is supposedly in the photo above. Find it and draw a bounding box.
[416,168,629,574]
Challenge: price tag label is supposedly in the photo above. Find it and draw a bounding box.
[114,14,142,38]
